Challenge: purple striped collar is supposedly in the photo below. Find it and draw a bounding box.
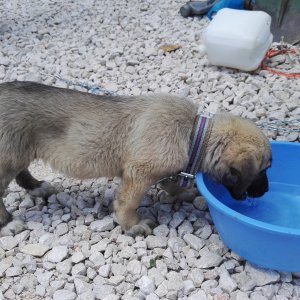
[177,115,213,188]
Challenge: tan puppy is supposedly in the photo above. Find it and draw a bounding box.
[0,81,272,236]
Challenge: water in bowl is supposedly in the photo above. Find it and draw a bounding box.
[220,182,300,229]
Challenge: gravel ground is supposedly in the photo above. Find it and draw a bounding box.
[0,0,300,299]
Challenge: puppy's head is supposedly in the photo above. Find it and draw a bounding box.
[208,115,272,200]
[220,146,271,200]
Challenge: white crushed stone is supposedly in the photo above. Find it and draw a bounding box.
[53,289,76,300]
[46,245,69,263]
[90,216,115,232]
[19,243,50,257]
[0,236,18,251]
[0,0,299,299]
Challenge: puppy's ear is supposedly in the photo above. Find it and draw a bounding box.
[222,167,240,186]
[221,146,259,194]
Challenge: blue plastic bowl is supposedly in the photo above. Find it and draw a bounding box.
[196,141,300,272]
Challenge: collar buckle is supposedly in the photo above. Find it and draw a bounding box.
[178,172,195,179]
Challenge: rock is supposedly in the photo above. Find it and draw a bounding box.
[6,266,23,277]
[146,294,160,300]
[206,102,219,114]
[53,289,76,300]
[260,284,277,298]
[155,282,168,298]
[111,263,127,276]
[93,284,115,299]
[178,221,193,237]
[183,234,205,251]
[50,279,65,290]
[19,195,35,208]
[187,290,208,300]
[89,252,105,267]
[74,278,92,294]
[77,291,95,300]
[218,266,237,293]
[0,247,4,259]
[127,259,142,275]
[223,260,236,272]
[39,232,56,246]
[108,275,125,286]
[56,259,72,274]
[35,269,53,286]
[0,256,14,277]
[183,280,196,295]
[98,264,111,278]
[71,263,86,276]
[201,279,218,293]
[250,292,268,300]
[90,238,110,252]
[0,57,10,66]
[195,224,212,239]
[245,262,280,286]
[169,211,186,228]
[137,276,155,295]
[157,211,172,225]
[71,251,85,263]
[90,216,114,232]
[145,236,168,249]
[56,192,71,207]
[193,196,208,211]
[20,244,50,257]
[148,267,165,286]
[20,273,38,290]
[168,237,186,253]
[153,224,169,237]
[47,246,68,263]
[118,246,136,258]
[144,48,157,57]
[286,132,299,142]
[195,248,223,268]
[178,87,190,97]
[207,234,228,256]
[166,271,184,292]
[36,285,46,297]
[56,223,69,236]
[232,271,256,292]
[0,236,18,250]
[230,290,250,300]
[188,269,204,289]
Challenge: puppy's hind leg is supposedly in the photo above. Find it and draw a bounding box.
[114,165,157,237]
[0,178,26,237]
[16,169,56,199]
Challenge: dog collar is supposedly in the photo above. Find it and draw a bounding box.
[177,114,213,188]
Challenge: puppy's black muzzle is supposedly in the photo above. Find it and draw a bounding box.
[227,171,269,200]
[246,171,269,198]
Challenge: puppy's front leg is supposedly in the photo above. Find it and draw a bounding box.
[114,165,156,236]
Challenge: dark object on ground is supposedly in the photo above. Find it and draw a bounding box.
[180,0,219,18]
[254,0,300,43]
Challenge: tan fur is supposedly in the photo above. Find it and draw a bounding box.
[0,81,271,236]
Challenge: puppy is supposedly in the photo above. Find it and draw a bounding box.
[0,81,271,236]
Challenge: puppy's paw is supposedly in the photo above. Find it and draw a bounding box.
[29,182,56,199]
[125,219,157,237]
[0,219,27,237]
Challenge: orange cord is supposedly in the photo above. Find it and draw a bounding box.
[260,48,300,78]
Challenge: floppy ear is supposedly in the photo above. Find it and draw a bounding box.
[224,147,259,189]
[222,166,240,187]
[217,145,260,199]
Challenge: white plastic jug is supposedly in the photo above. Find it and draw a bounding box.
[202,8,273,71]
